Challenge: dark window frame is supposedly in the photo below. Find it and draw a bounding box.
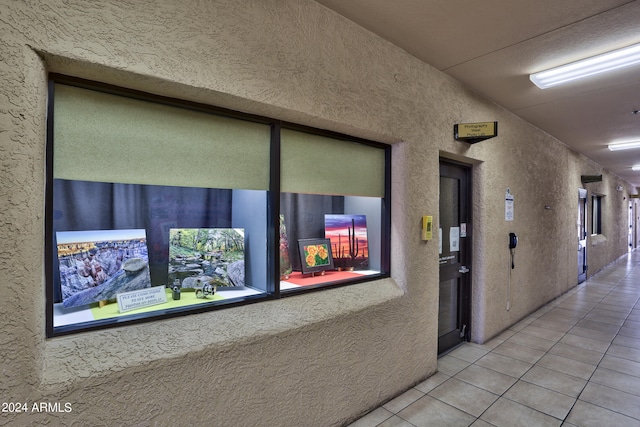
[591,194,602,235]
[45,74,391,337]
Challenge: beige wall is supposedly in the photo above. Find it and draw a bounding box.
[0,1,633,425]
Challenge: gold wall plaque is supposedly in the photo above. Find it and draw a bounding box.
[454,121,498,143]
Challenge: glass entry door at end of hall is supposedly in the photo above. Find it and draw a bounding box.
[438,160,471,355]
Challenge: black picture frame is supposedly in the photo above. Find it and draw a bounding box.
[297,238,334,274]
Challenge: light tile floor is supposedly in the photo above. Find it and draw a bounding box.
[348,251,640,427]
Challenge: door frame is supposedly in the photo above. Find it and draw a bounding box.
[578,188,587,284]
[629,201,636,251]
[438,158,472,354]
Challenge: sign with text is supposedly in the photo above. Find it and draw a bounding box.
[117,286,167,313]
[505,189,514,221]
[454,121,498,144]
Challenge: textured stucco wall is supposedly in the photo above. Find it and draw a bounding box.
[0,1,633,425]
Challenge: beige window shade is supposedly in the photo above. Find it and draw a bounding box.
[53,84,270,190]
[280,129,385,197]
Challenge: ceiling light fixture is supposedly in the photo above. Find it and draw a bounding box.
[530,42,640,89]
[608,141,640,151]
[633,165,640,171]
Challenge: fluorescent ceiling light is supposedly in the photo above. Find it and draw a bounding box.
[632,165,640,171]
[530,42,640,89]
[608,141,640,151]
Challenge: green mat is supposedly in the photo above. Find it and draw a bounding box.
[91,288,224,320]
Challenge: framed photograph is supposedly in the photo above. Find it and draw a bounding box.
[169,228,245,288]
[324,214,369,270]
[297,238,334,274]
[56,229,152,308]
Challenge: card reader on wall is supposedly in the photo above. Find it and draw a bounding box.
[422,216,433,240]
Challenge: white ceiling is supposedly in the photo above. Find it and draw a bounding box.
[315,0,640,187]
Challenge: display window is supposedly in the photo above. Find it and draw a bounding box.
[279,129,389,292]
[46,76,390,336]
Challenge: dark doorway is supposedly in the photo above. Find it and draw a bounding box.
[438,160,472,354]
[578,189,587,284]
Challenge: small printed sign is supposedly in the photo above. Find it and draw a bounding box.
[505,188,514,222]
[117,286,167,313]
[450,227,460,252]
[439,255,456,265]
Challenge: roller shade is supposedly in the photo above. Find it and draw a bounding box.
[280,128,385,197]
[53,84,270,190]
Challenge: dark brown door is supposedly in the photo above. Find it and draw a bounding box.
[438,160,471,354]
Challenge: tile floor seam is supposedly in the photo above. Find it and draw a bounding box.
[478,263,637,424]
[393,394,471,427]
[451,327,583,424]
[560,264,640,423]
[487,393,568,424]
[561,274,631,419]
[573,382,640,422]
[483,331,576,423]
[349,253,640,427]
[425,390,493,420]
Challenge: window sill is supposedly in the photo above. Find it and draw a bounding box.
[42,276,403,388]
[591,234,607,246]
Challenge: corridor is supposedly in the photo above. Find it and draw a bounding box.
[350,251,640,426]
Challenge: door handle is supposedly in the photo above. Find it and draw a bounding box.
[459,266,470,274]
